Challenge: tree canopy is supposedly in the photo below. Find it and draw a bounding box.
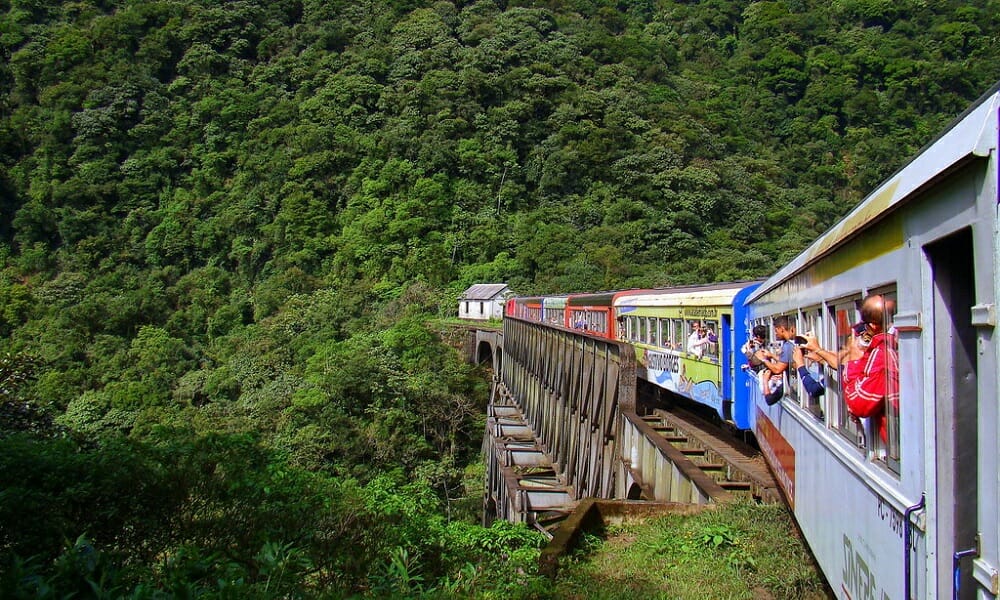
[1,0,999,595]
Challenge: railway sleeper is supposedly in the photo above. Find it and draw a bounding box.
[649,407,782,504]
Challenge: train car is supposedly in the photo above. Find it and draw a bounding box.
[565,291,619,339]
[613,282,760,428]
[506,296,543,322]
[542,296,568,327]
[744,82,1000,599]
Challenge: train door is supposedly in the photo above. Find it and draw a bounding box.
[925,228,979,599]
[721,312,732,417]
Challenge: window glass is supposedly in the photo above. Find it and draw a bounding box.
[592,311,607,334]
[831,299,863,445]
[685,319,708,358]
[798,307,825,421]
[703,319,719,359]
[762,315,797,405]
[869,287,899,473]
[783,315,799,405]
[674,320,684,351]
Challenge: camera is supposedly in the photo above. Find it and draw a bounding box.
[793,335,809,347]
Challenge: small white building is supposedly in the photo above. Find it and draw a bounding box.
[458,283,512,321]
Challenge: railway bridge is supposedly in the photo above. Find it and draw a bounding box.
[475,316,780,535]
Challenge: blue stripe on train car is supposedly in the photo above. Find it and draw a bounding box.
[730,283,761,430]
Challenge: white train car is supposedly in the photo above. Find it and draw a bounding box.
[745,82,999,599]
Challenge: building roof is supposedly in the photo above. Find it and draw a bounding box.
[460,283,510,300]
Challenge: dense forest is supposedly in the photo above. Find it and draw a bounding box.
[1,0,999,596]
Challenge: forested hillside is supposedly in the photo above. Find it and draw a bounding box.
[1,0,998,596]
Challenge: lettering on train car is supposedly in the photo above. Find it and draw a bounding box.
[841,535,891,600]
[683,307,718,318]
[876,497,920,550]
[646,351,680,373]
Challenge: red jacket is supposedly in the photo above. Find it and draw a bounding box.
[844,333,899,443]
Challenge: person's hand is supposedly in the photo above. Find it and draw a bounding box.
[792,346,805,369]
[803,333,820,351]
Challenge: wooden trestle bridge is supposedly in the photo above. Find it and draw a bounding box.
[474,316,780,536]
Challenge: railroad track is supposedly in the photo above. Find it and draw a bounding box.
[636,407,783,505]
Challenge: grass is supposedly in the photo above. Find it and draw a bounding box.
[547,501,831,600]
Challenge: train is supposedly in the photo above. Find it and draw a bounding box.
[503,80,1000,599]
[507,282,762,428]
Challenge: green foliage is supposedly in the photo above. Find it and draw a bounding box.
[1,0,998,595]
[555,502,822,599]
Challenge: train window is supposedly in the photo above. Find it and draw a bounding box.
[592,311,607,334]
[703,319,719,359]
[829,298,864,447]
[674,320,684,351]
[658,318,669,348]
[799,307,825,422]
[825,287,900,473]
[867,286,899,473]
[777,314,798,405]
[685,319,712,358]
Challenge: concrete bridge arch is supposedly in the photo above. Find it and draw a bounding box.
[474,329,503,373]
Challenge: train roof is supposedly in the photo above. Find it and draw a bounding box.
[749,79,1000,302]
[566,290,623,306]
[614,281,762,307]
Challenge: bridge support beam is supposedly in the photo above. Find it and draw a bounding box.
[483,318,635,529]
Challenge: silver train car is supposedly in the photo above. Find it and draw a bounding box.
[744,81,1000,599]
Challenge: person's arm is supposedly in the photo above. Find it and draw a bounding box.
[797,366,825,396]
[791,346,824,396]
[764,341,791,374]
[764,358,788,374]
[802,334,839,368]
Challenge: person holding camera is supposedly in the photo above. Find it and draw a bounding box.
[843,294,899,444]
[796,328,864,370]
[742,325,778,393]
[759,315,797,405]
[792,343,825,397]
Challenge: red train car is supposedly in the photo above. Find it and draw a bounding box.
[565,291,619,340]
[506,296,543,322]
